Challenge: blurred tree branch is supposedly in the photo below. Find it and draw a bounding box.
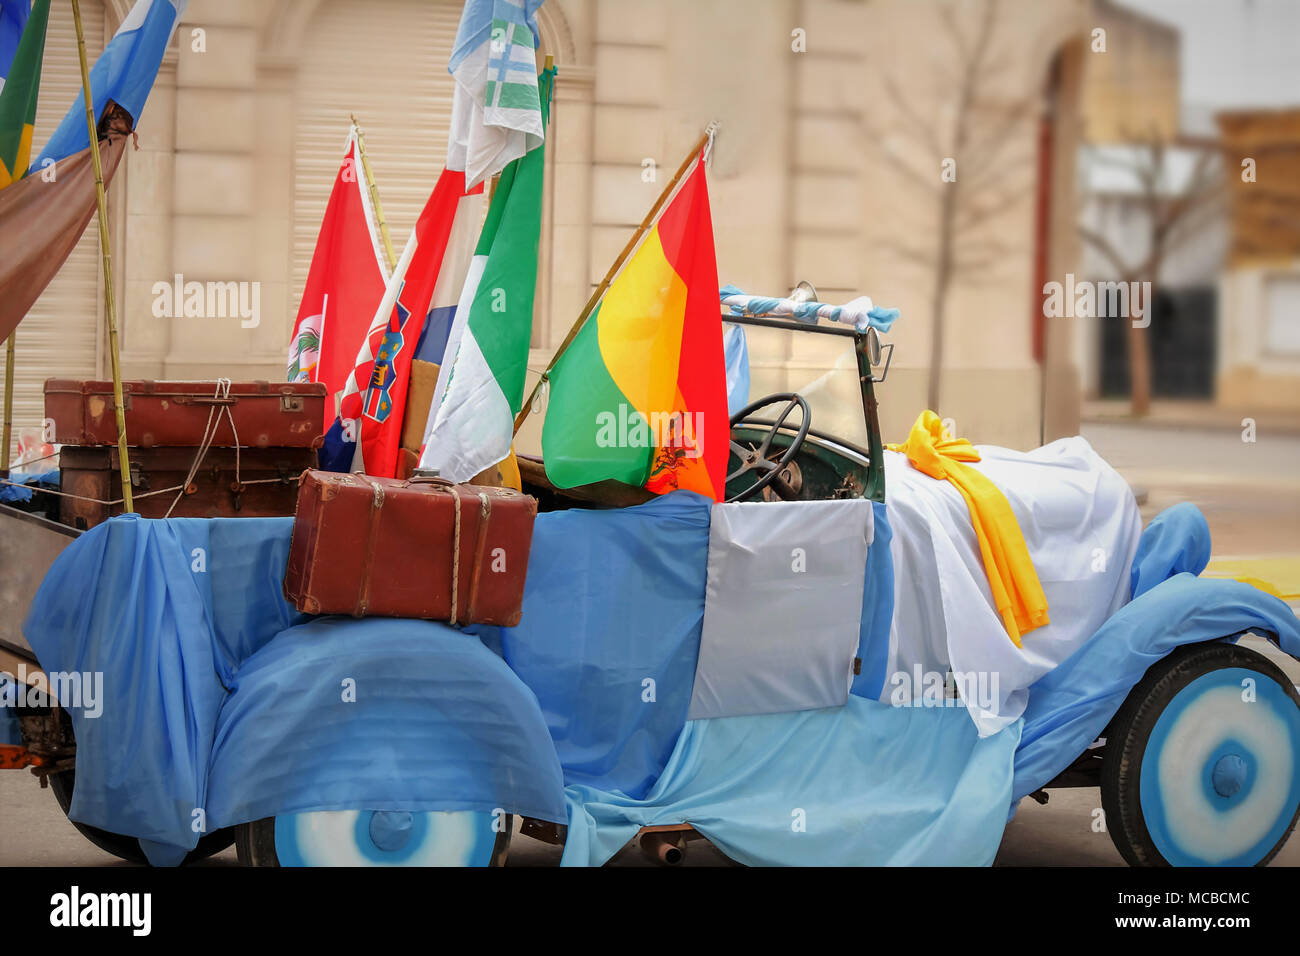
[1077,127,1224,415]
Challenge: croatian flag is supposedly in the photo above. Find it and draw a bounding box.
[31,0,187,170]
[337,170,484,478]
[448,0,547,188]
[287,124,390,430]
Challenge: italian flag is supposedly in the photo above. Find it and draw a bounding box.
[0,0,47,190]
[541,155,728,499]
[419,66,553,481]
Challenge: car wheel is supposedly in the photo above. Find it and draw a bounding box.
[1101,640,1300,866]
[235,810,512,867]
[51,768,235,865]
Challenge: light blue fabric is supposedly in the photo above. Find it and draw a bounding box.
[719,283,900,333]
[852,500,894,699]
[21,494,1300,867]
[723,322,750,416]
[448,0,544,74]
[23,514,277,863]
[561,696,1022,866]
[31,0,186,170]
[1011,502,1300,805]
[1129,501,1213,600]
[0,470,58,504]
[205,617,567,836]
[23,513,563,865]
[496,492,711,799]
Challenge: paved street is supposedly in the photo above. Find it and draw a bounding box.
[2,421,1297,868]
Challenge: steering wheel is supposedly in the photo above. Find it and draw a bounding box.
[726,392,812,502]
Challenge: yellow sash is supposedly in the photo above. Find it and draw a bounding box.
[888,411,1049,647]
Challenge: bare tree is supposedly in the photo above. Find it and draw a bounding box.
[1077,130,1222,416]
[857,0,1041,413]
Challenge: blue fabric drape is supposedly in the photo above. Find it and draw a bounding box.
[1011,502,1300,805]
[206,617,567,833]
[497,492,712,798]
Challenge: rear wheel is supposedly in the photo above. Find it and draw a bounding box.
[50,768,235,865]
[1102,641,1300,866]
[236,810,512,867]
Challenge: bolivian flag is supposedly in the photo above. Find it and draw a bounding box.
[0,0,47,190]
[542,156,728,499]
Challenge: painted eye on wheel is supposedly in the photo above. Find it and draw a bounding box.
[237,809,510,867]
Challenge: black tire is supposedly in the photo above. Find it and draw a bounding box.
[236,812,513,867]
[1101,640,1300,867]
[51,768,235,865]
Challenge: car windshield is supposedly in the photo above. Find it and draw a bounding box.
[732,321,871,451]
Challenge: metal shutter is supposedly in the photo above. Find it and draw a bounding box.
[292,0,464,303]
[2,0,105,464]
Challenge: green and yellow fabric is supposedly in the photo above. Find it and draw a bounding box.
[0,0,48,189]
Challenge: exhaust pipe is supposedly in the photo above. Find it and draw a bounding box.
[639,830,686,865]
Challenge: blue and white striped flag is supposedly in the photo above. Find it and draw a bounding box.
[447,0,546,189]
[31,0,186,171]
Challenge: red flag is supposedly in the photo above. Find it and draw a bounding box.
[287,126,389,429]
[338,168,484,477]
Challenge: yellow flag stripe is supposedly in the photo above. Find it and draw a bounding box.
[595,225,688,420]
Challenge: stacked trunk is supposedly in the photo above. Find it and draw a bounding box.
[45,380,325,529]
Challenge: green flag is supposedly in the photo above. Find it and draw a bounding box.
[0,0,49,189]
[419,66,554,482]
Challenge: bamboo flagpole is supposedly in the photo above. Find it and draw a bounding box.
[350,114,397,272]
[512,123,716,435]
[72,0,132,511]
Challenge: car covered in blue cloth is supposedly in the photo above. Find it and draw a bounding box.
[3,316,1298,868]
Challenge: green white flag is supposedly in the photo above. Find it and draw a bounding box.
[419,66,553,481]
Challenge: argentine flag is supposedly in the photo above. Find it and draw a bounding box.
[30,0,186,171]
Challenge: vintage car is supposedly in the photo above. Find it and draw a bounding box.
[2,311,1298,868]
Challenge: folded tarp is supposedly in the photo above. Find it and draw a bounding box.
[561,695,1022,867]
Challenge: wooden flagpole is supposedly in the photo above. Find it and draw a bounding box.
[1,333,13,473]
[72,0,132,511]
[350,114,397,272]
[512,124,714,435]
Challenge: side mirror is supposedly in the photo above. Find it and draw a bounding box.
[865,327,883,367]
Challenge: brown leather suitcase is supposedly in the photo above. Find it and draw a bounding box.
[44,379,327,449]
[58,445,314,530]
[284,470,537,626]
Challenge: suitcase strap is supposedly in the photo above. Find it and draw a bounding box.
[355,477,388,617]
[448,486,492,626]
[353,474,493,624]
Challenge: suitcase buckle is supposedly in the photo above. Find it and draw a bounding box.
[280,395,305,413]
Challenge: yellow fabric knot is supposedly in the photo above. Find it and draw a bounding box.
[888,410,1049,647]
